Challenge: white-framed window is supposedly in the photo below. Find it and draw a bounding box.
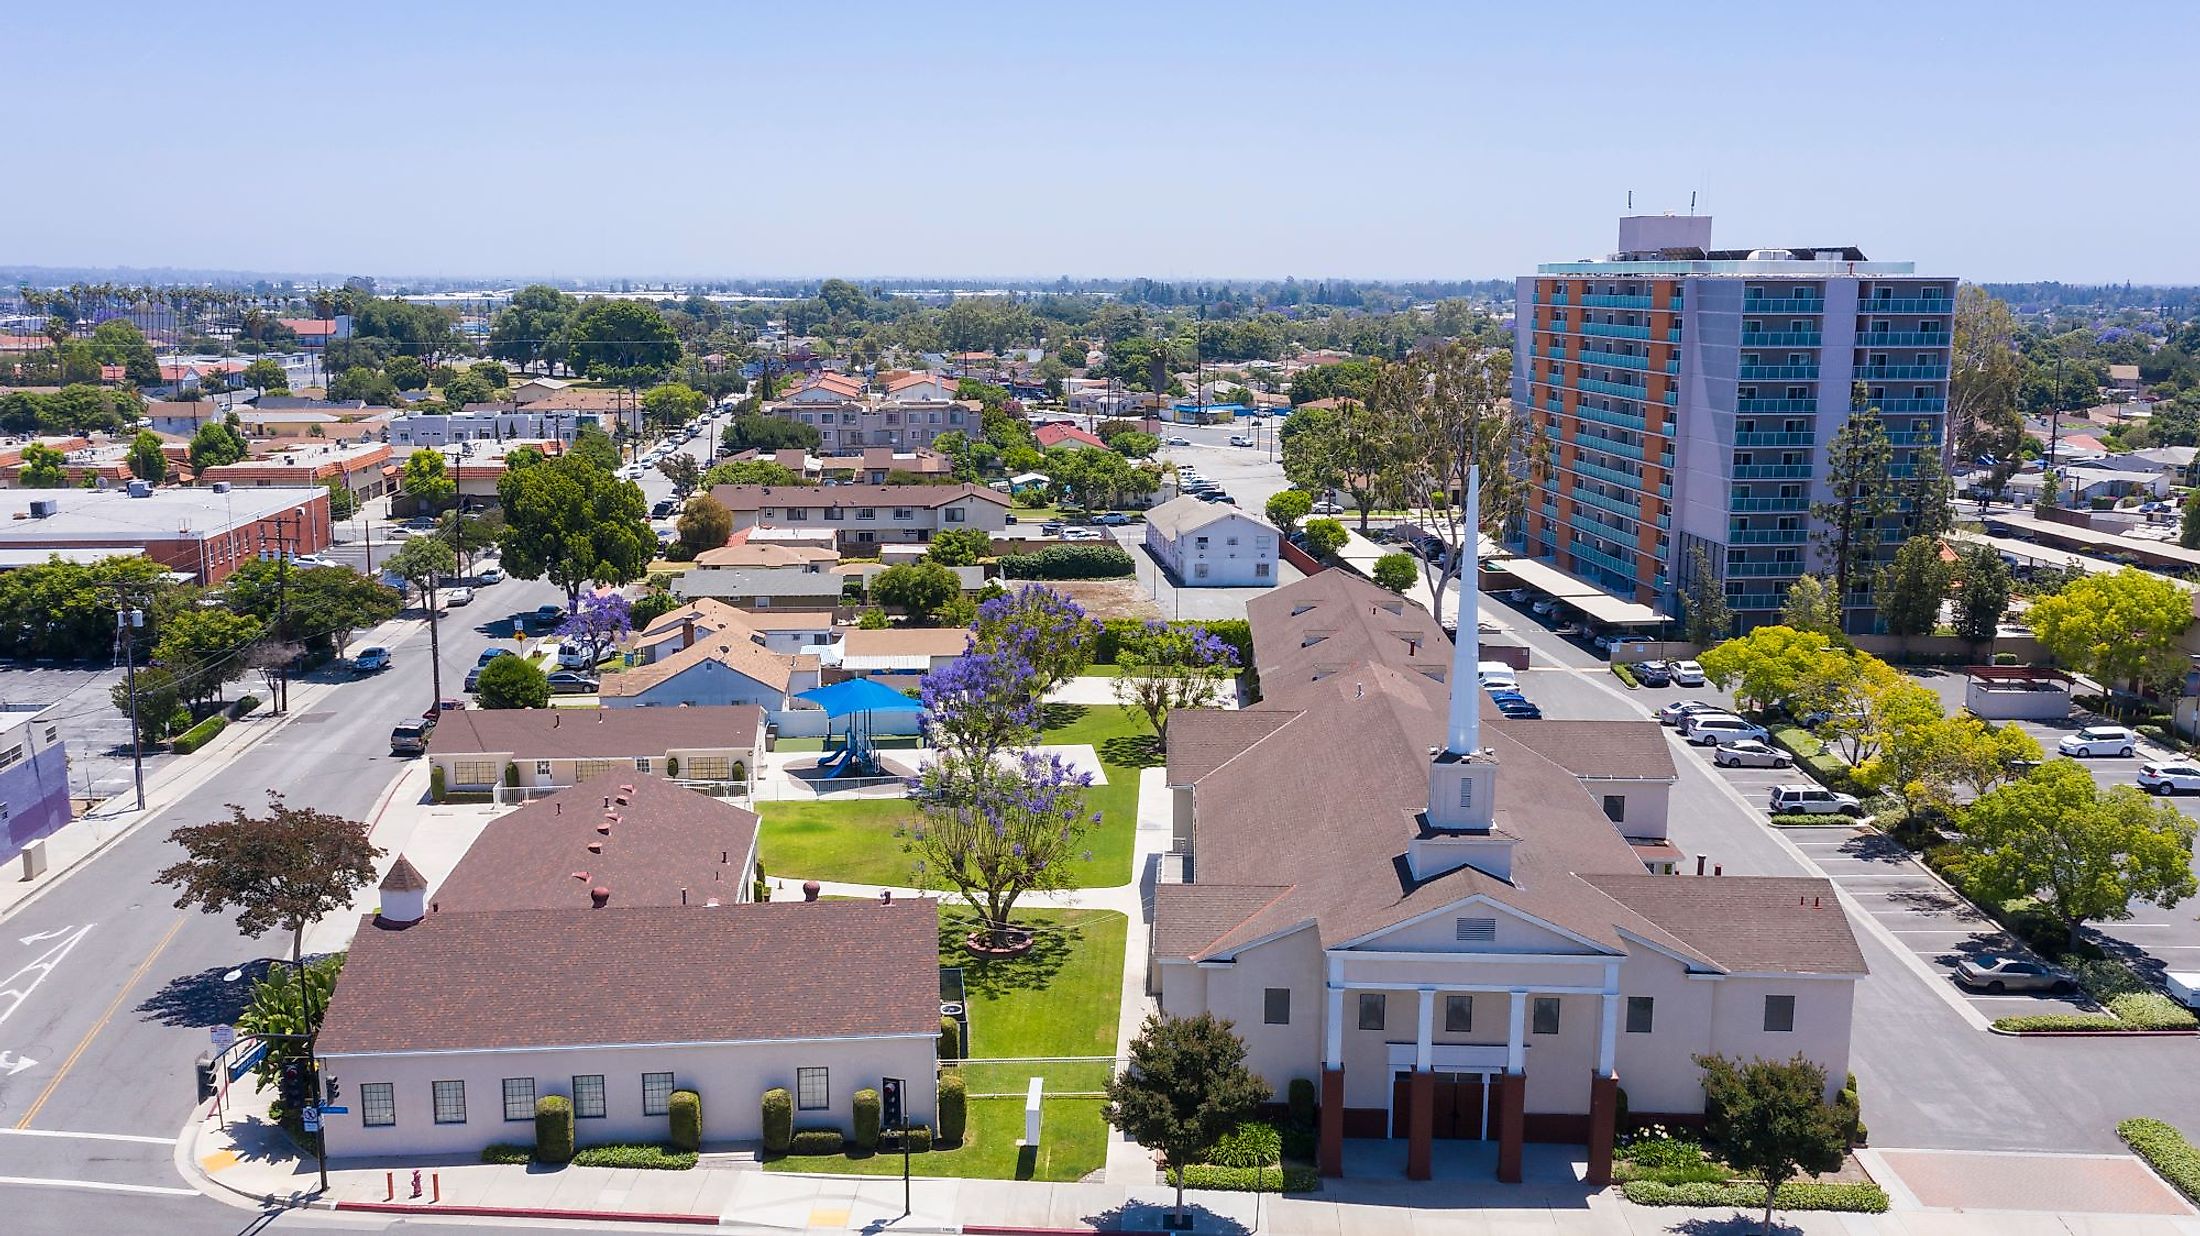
[535,760,552,777]
[432,1080,467,1124]
[642,1071,676,1116]
[1626,996,1655,1033]
[361,1082,395,1127]
[944,508,966,523]
[502,1077,535,1121]
[796,1067,829,1110]
[450,759,498,786]
[572,1074,606,1119]
[1255,563,1271,578]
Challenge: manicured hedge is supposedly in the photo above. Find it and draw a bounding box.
[171,714,227,755]
[998,544,1135,580]
[481,1143,531,1165]
[2110,993,2200,1029]
[229,695,262,719]
[895,1124,934,1153]
[1093,617,1253,669]
[571,1143,697,1170]
[1166,1164,1320,1193]
[1993,1013,2127,1032]
[787,1127,847,1155]
[669,1089,702,1152]
[1768,725,1857,793]
[1620,1180,1889,1212]
[1770,813,1855,828]
[430,765,447,802]
[939,1016,962,1060]
[536,1095,574,1164]
[761,1088,792,1153]
[852,1088,881,1151]
[937,1073,967,1145]
[1208,1122,1282,1169]
[2120,1118,2200,1204]
[1611,662,1640,689]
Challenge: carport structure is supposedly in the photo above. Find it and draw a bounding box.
[1484,555,1671,627]
[1962,665,2073,721]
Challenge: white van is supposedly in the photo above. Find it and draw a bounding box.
[1477,660,1519,691]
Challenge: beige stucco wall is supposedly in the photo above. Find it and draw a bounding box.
[1591,780,1672,840]
[433,739,763,792]
[320,1034,936,1160]
[1193,929,1325,1104]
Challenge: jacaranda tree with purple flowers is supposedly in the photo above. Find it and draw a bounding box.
[556,591,633,666]
[919,649,1041,760]
[1113,621,1239,751]
[969,584,1100,696]
[910,749,1098,945]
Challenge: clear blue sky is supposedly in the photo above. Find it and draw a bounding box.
[15,1,2197,283]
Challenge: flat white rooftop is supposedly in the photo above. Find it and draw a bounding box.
[0,487,323,542]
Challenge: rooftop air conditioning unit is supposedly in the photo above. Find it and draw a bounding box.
[126,480,151,498]
[28,499,60,518]
[212,481,231,494]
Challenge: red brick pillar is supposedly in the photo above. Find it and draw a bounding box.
[1586,1074,1619,1187]
[1406,1069,1433,1180]
[1495,1072,1525,1183]
[1319,1068,1346,1178]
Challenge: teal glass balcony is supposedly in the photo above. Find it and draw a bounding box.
[1737,398,1817,413]
[1888,431,1942,446]
[1727,592,1786,610]
[1855,365,1948,381]
[1581,322,1652,340]
[1575,403,1648,432]
[1667,328,1682,341]
[1737,364,1819,381]
[1580,348,1651,371]
[1856,332,1948,348]
[1857,298,1950,314]
[1571,486,1642,519]
[1579,377,1649,401]
[1569,540,1640,583]
[1871,398,1946,413]
[1656,513,1671,530]
[1740,331,1822,347]
[1728,528,1810,544]
[1579,294,1653,309]
[1726,560,1808,577]
[1658,483,1671,499]
[1663,389,1677,405]
[1574,430,1646,460]
[1665,359,1681,375]
[1733,464,1813,480]
[1730,496,1811,512]
[1569,458,1640,489]
[1742,298,1824,314]
[1735,431,1816,447]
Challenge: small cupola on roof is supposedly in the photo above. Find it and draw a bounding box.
[1413,466,1514,884]
[377,854,430,926]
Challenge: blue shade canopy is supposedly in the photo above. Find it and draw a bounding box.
[795,677,927,718]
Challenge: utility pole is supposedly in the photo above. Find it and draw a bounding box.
[426,567,444,711]
[108,593,147,812]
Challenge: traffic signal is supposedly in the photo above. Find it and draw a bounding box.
[881,1077,903,1128]
[324,1076,341,1105]
[279,1060,306,1107]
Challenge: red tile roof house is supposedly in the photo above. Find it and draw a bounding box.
[425,705,767,796]
[314,774,941,1160]
[1152,544,1863,1187]
[1033,422,1109,451]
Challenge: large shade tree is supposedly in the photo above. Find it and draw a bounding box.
[156,792,382,973]
[495,454,655,610]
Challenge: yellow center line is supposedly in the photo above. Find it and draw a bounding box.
[15,915,187,1129]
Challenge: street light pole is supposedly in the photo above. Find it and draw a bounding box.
[111,600,146,812]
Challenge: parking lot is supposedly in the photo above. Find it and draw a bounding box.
[0,663,171,804]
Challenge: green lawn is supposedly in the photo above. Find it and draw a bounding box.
[755,701,1156,889]
[764,1098,1107,1182]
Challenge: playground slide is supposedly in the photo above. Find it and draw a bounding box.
[816,743,854,772]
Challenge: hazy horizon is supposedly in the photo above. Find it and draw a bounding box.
[13,1,2199,283]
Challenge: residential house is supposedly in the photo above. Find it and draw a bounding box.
[2109,364,2143,395]
[198,441,394,505]
[882,373,957,403]
[1151,531,1863,1187]
[425,705,765,795]
[633,599,837,661]
[693,542,839,572]
[671,567,847,610]
[145,400,224,437]
[709,483,1010,553]
[1034,422,1109,451]
[315,774,939,1160]
[1144,495,1280,587]
[600,634,828,733]
[823,627,968,686]
[276,316,352,347]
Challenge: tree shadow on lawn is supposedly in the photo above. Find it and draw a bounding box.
[942,913,1077,1000]
[1041,702,1090,732]
[1098,733,1162,769]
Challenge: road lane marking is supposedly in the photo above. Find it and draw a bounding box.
[14,915,185,1129]
[0,1127,177,1145]
[0,925,93,1029]
[0,1174,198,1196]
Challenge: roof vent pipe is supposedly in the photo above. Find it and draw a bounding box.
[591,886,609,907]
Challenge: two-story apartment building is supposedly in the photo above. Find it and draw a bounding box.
[707,483,1011,553]
[1144,495,1281,587]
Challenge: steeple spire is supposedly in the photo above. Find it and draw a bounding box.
[1446,465,1483,756]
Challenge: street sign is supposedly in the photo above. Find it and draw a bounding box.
[301,1106,321,1132]
[210,1024,237,1052]
[318,1106,348,1115]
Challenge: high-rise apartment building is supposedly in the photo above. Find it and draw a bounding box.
[1511,216,1954,633]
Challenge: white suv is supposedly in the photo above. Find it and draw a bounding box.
[2058,725,2137,758]
[1684,714,1769,747]
[1769,784,1863,816]
[2138,762,2200,795]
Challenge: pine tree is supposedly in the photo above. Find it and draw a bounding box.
[1877,536,1953,647]
[1681,545,1734,646]
[1811,401,1894,633]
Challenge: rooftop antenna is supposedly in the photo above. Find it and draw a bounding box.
[1626,189,1633,211]
[1689,191,1697,216]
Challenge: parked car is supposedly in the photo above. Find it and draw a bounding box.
[525,603,567,630]
[477,648,517,667]
[442,586,475,607]
[557,643,597,670]
[1530,598,1559,617]
[291,554,335,569]
[2138,762,2200,795]
[651,499,678,519]
[477,565,505,585]
[1684,714,1770,746]
[2058,725,2137,758]
[1061,526,1104,541]
[389,717,434,756]
[546,671,600,695]
[1657,699,1724,727]
[1094,512,1130,526]
[1162,435,1190,447]
[352,646,391,674]
[1669,659,1706,687]
[1493,698,1543,720]
[1767,784,1863,816]
[1477,661,1519,691]
[1202,492,1238,505]
[1953,955,2075,995]
[1310,501,1344,514]
[1228,435,1254,447]
[1629,661,1673,687]
[1712,739,1793,769]
[1040,520,1065,535]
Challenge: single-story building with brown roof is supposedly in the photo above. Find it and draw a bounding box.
[316,775,940,1160]
[425,705,765,795]
[823,626,969,684]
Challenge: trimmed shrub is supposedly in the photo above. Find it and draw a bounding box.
[1993,651,2020,665]
[668,1089,702,1152]
[761,1088,793,1154]
[503,762,520,788]
[787,1127,846,1156]
[939,1016,961,1060]
[1621,1180,1889,1212]
[165,705,192,736]
[170,714,226,755]
[2108,993,2200,1029]
[430,764,447,802]
[1611,662,1640,689]
[481,1143,532,1165]
[535,1095,574,1164]
[852,1088,881,1151]
[1768,724,1858,793]
[1286,1077,1316,1133]
[571,1143,697,1170]
[998,543,1136,580]
[1993,1013,2126,1032]
[2120,1118,2200,1204]
[900,1124,934,1152]
[936,1073,967,1145]
[1208,1121,1282,1168]
[666,755,680,777]
[229,695,262,719]
[1770,813,1855,828]
[1166,1165,1320,1193]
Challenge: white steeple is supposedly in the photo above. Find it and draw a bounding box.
[1446,465,1483,756]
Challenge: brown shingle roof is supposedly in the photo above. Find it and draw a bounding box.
[1487,718,1676,782]
[425,705,764,759]
[709,482,1010,513]
[1153,883,1290,960]
[1583,875,1868,976]
[1246,570,1452,704]
[838,627,969,660]
[380,855,429,892]
[427,774,759,914]
[316,899,940,1056]
[694,542,839,569]
[1164,709,1293,786]
[600,633,812,698]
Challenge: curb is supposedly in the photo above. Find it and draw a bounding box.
[334,1199,720,1225]
[1987,1026,2200,1038]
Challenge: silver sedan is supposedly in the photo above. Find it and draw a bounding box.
[1711,739,1793,769]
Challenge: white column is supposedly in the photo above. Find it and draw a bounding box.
[1598,991,1621,1077]
[1415,988,1436,1072]
[1506,989,1527,1074]
[1324,985,1345,1069]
